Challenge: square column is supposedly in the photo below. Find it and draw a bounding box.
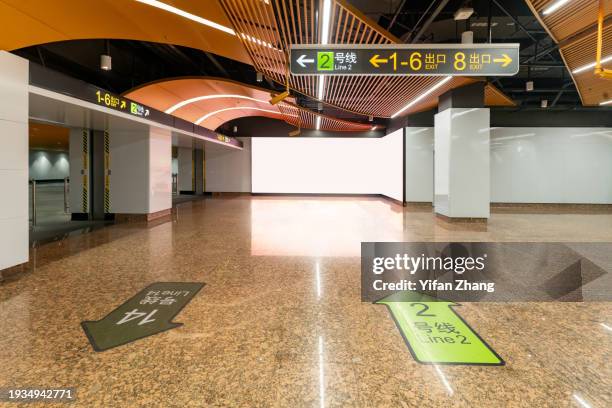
[434,108,490,220]
[0,51,28,272]
[109,125,172,221]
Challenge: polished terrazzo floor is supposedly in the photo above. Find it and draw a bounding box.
[1,196,611,407]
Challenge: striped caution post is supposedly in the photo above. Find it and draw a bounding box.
[81,129,89,213]
[104,128,110,213]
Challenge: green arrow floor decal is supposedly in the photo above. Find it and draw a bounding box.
[82,282,204,352]
[376,292,504,365]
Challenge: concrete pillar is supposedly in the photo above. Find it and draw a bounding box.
[177,146,194,194]
[434,83,490,220]
[108,125,172,221]
[0,51,29,272]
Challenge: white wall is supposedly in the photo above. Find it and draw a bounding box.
[29,150,69,180]
[205,137,251,193]
[406,125,612,205]
[491,127,612,204]
[251,131,403,201]
[405,127,434,202]
[0,51,28,270]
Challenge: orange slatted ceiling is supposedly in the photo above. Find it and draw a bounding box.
[219,0,511,118]
[278,102,373,131]
[484,83,516,106]
[530,0,607,41]
[526,0,612,105]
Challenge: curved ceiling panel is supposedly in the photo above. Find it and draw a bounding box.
[219,0,515,118]
[124,77,373,132]
[0,0,251,65]
[525,0,612,105]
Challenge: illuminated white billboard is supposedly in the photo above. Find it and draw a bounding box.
[251,129,403,201]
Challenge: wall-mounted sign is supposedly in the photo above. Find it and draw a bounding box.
[290,44,520,76]
[216,134,231,143]
[81,282,204,351]
[28,63,244,150]
[94,90,150,118]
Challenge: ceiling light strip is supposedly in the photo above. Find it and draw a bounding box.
[572,55,612,74]
[135,0,235,35]
[542,0,571,16]
[317,0,332,102]
[391,77,453,118]
[195,106,282,125]
[165,94,270,114]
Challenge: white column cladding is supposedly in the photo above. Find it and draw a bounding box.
[434,108,490,219]
[0,51,29,270]
[405,127,434,202]
[177,146,194,193]
[148,126,172,213]
[109,125,171,215]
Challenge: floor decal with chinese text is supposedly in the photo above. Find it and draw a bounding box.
[81,282,205,352]
[376,292,504,365]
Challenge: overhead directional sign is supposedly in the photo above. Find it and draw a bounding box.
[82,282,204,351]
[376,292,504,365]
[290,44,520,76]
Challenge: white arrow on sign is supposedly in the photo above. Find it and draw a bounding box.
[296,54,315,68]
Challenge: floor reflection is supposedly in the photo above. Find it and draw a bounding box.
[250,197,404,257]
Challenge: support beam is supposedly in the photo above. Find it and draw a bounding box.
[491,0,537,43]
[409,0,451,44]
[387,0,408,32]
[550,82,575,107]
[522,43,557,63]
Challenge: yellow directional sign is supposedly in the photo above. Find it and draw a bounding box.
[369,54,388,68]
[291,44,520,76]
[493,54,513,68]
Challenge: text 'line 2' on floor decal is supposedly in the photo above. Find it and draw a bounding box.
[376,292,504,365]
